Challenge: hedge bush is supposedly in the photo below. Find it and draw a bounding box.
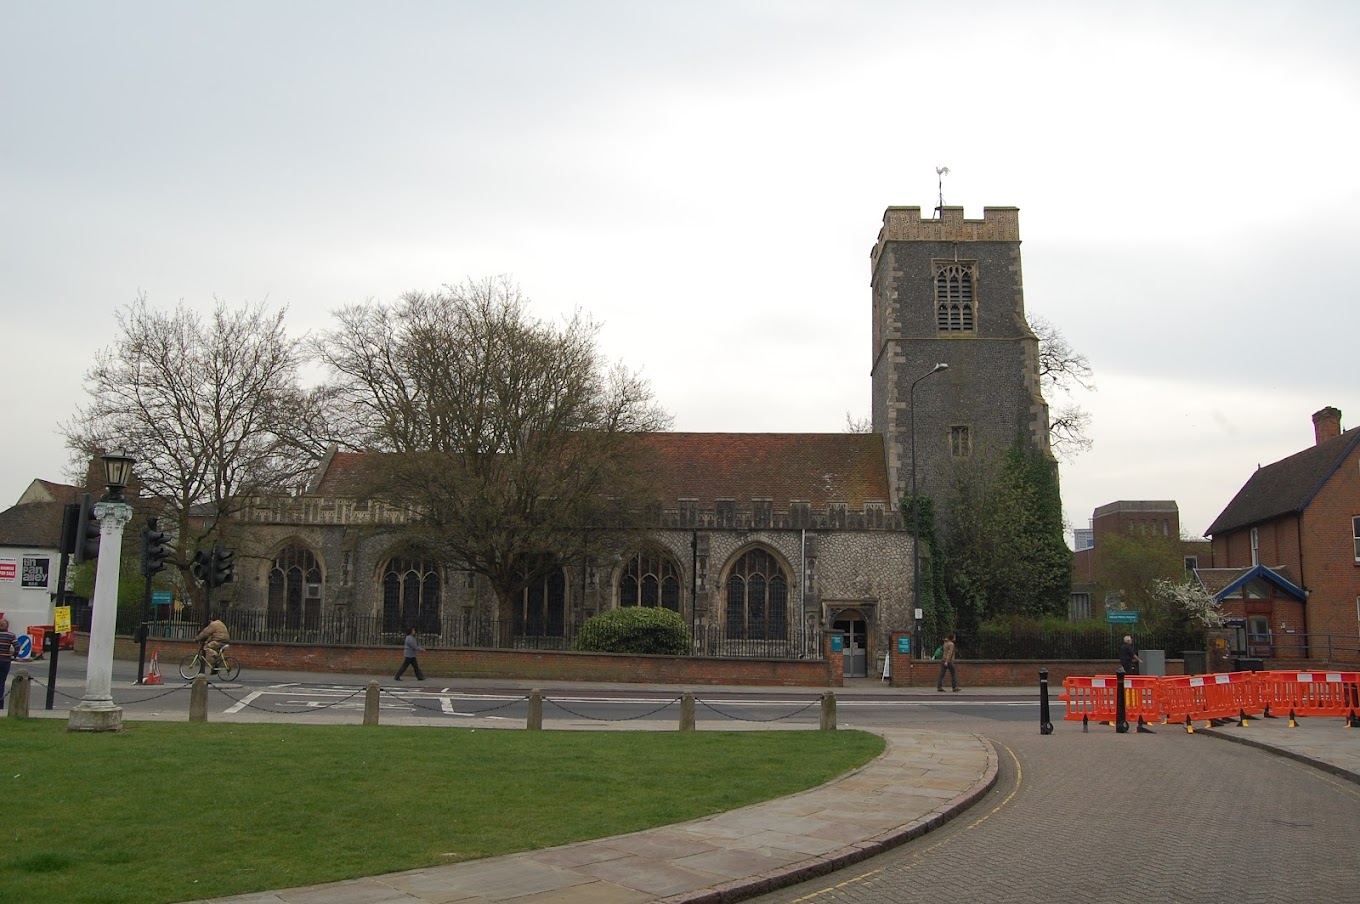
[572,606,690,655]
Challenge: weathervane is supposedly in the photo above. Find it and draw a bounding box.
[934,166,950,218]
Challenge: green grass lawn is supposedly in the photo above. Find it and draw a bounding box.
[0,720,883,904]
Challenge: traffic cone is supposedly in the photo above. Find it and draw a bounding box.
[144,650,163,685]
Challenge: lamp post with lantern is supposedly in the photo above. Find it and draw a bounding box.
[68,451,136,732]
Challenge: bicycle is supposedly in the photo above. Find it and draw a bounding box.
[178,644,241,681]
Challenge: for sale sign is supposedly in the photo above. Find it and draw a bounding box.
[0,558,15,581]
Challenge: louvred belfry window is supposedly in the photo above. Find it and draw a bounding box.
[935,263,975,332]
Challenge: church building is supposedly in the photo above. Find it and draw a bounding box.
[222,204,1052,676]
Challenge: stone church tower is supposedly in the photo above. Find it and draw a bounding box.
[870,205,1052,515]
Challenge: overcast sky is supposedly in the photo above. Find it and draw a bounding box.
[3,1,1357,543]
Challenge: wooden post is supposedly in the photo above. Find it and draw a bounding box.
[189,674,208,722]
[820,691,837,731]
[363,680,380,725]
[679,691,695,731]
[527,689,543,731]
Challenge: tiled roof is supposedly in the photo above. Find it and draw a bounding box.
[1205,426,1360,536]
[15,479,82,507]
[633,433,890,509]
[0,501,66,548]
[309,433,892,510]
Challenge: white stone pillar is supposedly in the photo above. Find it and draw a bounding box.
[68,499,133,732]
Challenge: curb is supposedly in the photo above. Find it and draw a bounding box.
[660,736,1002,903]
[1201,727,1360,787]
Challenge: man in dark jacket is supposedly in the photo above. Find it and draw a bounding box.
[1119,635,1141,675]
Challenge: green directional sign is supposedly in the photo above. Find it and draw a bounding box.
[1106,611,1139,624]
[151,590,174,606]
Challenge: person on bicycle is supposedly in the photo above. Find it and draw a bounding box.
[194,618,230,671]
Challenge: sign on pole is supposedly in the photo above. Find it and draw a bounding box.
[54,606,71,634]
[1106,611,1139,624]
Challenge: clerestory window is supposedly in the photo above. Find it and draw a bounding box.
[934,262,976,332]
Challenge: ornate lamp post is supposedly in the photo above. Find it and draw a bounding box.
[69,451,136,732]
[910,364,947,661]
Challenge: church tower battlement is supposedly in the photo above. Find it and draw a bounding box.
[870,204,1051,518]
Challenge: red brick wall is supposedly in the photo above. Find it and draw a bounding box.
[1299,446,1360,639]
[102,635,840,687]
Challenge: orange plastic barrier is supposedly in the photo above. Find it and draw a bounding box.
[1195,671,1262,723]
[1158,674,1213,725]
[1060,675,1161,725]
[1254,671,1360,720]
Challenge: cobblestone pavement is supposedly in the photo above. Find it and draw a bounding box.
[748,710,1360,904]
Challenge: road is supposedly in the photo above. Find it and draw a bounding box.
[747,705,1360,904]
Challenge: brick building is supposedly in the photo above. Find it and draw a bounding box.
[1203,406,1360,662]
[1069,500,1211,620]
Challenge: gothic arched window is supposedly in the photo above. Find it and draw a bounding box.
[619,548,682,613]
[725,548,788,640]
[515,569,566,637]
[381,557,442,635]
[934,263,975,332]
[267,544,323,630]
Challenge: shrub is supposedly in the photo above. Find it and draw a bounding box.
[572,606,690,655]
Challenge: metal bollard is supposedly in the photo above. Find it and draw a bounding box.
[1115,668,1128,733]
[527,689,543,731]
[1038,669,1054,735]
[820,691,837,731]
[363,680,380,725]
[679,691,695,731]
[189,674,208,722]
[7,669,32,718]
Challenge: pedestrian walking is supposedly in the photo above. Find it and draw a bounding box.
[0,618,16,708]
[1119,634,1141,675]
[936,632,960,692]
[394,627,426,681]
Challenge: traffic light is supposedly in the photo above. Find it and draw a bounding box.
[210,543,235,587]
[191,548,213,584]
[141,518,173,577]
[72,492,102,565]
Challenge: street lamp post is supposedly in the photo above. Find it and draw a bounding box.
[910,364,948,662]
[68,451,136,732]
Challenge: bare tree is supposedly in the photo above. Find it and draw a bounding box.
[1030,314,1095,459]
[313,276,673,627]
[62,295,320,601]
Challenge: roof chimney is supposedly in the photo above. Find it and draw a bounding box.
[1312,407,1342,445]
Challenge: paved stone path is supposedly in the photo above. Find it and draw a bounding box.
[747,711,1360,904]
[187,726,996,904]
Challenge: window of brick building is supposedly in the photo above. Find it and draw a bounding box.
[268,544,323,631]
[381,557,441,635]
[934,262,976,332]
[619,548,682,613]
[1352,516,1360,561]
[950,425,972,457]
[725,548,788,641]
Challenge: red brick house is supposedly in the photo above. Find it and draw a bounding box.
[1204,407,1360,664]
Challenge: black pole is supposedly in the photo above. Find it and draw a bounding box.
[45,550,72,711]
[690,530,698,639]
[1039,668,1054,735]
[1115,667,1129,733]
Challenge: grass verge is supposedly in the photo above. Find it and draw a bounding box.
[0,720,883,904]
